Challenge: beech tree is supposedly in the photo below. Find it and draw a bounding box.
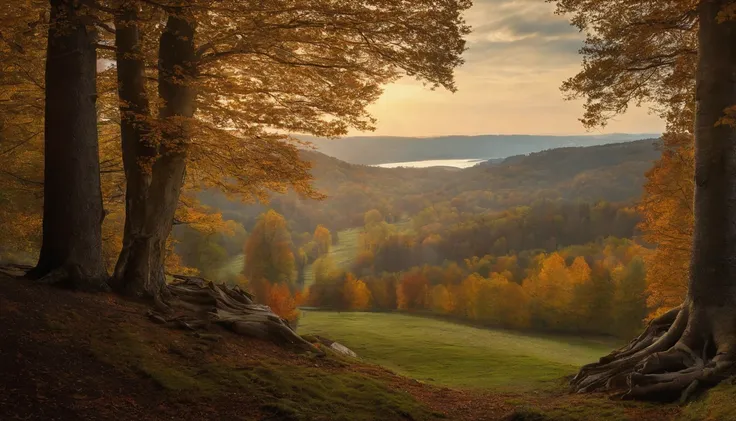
[110,2,200,295]
[27,0,107,288]
[0,1,132,270]
[558,0,736,400]
[105,0,471,298]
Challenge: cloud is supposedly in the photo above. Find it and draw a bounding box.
[463,0,584,68]
[349,0,665,137]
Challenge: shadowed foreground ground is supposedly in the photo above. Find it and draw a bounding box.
[0,272,723,420]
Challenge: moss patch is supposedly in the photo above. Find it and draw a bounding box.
[211,360,441,421]
[680,382,736,421]
[44,306,437,421]
[90,327,216,392]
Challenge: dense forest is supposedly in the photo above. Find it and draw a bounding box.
[165,139,660,340]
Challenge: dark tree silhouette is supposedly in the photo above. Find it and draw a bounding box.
[28,0,107,288]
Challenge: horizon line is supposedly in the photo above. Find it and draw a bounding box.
[295,132,662,139]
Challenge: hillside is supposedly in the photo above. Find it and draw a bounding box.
[199,139,661,235]
[300,312,620,391]
[0,272,704,421]
[0,271,443,421]
[298,133,660,165]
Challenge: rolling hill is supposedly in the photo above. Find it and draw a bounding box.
[198,139,662,235]
[297,133,661,165]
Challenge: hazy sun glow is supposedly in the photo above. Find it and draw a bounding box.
[351,0,666,137]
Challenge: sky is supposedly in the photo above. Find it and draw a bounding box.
[350,0,666,137]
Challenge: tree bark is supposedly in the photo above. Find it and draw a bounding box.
[571,0,736,401]
[108,6,312,352]
[110,1,156,296]
[28,0,107,289]
[112,8,196,298]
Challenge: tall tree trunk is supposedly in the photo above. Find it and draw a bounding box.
[571,0,736,401]
[110,1,155,295]
[28,0,107,288]
[689,0,736,328]
[109,7,315,351]
[112,8,196,298]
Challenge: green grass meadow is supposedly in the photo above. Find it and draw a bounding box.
[302,227,363,288]
[298,311,621,392]
[302,221,412,288]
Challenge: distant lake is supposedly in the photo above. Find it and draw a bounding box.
[373,158,488,169]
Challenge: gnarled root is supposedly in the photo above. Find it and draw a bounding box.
[149,275,322,355]
[27,264,109,292]
[0,264,34,278]
[571,302,736,402]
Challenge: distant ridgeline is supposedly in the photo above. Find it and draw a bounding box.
[297,133,661,165]
[194,138,661,235]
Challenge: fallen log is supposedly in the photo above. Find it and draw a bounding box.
[150,275,322,354]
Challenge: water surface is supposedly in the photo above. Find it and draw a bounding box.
[373,158,487,169]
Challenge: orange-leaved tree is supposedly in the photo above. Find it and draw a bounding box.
[638,133,694,315]
[342,273,372,311]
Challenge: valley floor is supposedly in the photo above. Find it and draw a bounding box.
[0,271,723,421]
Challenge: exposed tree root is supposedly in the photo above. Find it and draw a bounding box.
[0,263,34,278]
[149,275,323,355]
[25,264,109,292]
[571,302,736,402]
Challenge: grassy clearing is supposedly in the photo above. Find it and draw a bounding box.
[299,311,621,392]
[302,227,363,288]
[301,220,413,289]
[327,228,364,270]
[219,253,245,281]
[218,227,364,289]
[297,311,690,420]
[220,221,412,288]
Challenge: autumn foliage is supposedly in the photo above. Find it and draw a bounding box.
[243,210,296,285]
[0,0,695,350]
[342,274,372,311]
[638,133,694,316]
[266,282,306,323]
[306,236,648,337]
[551,0,698,321]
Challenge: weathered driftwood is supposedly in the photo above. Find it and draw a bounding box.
[150,275,321,354]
